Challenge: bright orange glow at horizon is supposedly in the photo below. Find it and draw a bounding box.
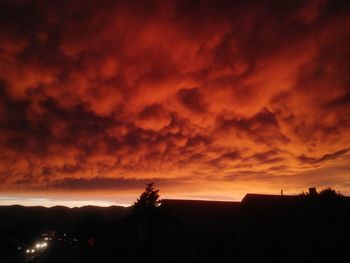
[0,0,350,206]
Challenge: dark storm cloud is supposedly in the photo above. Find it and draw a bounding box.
[177,88,208,114]
[298,148,350,164]
[250,150,284,164]
[215,108,289,146]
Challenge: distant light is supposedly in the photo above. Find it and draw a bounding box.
[31,249,35,253]
[45,237,48,240]
[36,244,40,248]
[26,249,30,253]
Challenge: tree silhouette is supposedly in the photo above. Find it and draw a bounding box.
[133,182,161,210]
[319,187,343,199]
[299,187,343,200]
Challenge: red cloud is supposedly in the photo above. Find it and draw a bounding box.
[0,0,350,203]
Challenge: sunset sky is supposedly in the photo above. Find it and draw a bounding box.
[0,0,349,207]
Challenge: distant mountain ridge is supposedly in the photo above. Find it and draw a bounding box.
[0,205,130,232]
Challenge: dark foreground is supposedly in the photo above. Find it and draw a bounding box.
[1,193,349,263]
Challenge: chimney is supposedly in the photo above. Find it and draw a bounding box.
[309,187,317,195]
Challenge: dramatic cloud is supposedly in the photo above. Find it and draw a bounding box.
[0,0,350,204]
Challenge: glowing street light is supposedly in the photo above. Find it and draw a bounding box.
[24,239,49,256]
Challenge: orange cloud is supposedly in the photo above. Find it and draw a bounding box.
[0,0,350,205]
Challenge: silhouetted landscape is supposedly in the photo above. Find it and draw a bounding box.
[1,186,349,263]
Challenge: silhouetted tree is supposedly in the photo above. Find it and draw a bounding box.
[130,183,162,243]
[133,182,161,210]
[319,187,343,199]
[299,187,343,200]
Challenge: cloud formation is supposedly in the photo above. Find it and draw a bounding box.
[0,0,350,202]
